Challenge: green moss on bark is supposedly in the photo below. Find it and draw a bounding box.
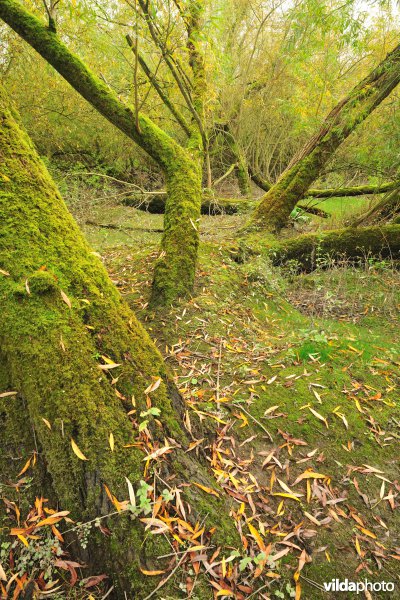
[247,142,340,232]
[0,0,204,305]
[247,42,400,231]
[235,161,251,197]
[0,85,238,595]
[267,225,400,271]
[150,156,202,306]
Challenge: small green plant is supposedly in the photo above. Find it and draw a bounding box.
[290,207,309,224]
[75,520,95,550]
[14,531,63,581]
[129,480,153,516]
[298,328,329,344]
[161,488,175,503]
[139,407,161,432]
[367,256,390,271]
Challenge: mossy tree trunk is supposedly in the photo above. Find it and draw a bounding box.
[150,155,203,305]
[247,42,400,232]
[0,84,236,596]
[149,0,209,305]
[235,160,251,197]
[306,181,398,198]
[0,0,205,306]
[267,225,400,271]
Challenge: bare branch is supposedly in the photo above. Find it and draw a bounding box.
[126,33,191,135]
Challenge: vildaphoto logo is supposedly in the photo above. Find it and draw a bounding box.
[323,579,395,594]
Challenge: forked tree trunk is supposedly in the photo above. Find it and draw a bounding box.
[247,42,400,231]
[0,85,236,597]
[0,0,202,306]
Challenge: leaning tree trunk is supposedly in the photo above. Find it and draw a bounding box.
[0,0,202,306]
[249,165,398,199]
[247,42,400,232]
[0,85,237,597]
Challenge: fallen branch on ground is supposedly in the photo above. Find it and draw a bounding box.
[85,219,163,233]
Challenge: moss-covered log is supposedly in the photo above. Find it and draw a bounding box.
[0,85,237,596]
[307,181,398,198]
[0,0,203,306]
[124,194,329,218]
[249,169,398,199]
[268,225,400,271]
[124,193,254,215]
[247,42,400,232]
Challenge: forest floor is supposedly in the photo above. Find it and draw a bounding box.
[62,180,400,599]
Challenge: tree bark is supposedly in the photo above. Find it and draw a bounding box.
[235,161,252,197]
[268,225,400,271]
[306,181,398,198]
[0,84,236,596]
[150,157,203,305]
[0,0,202,306]
[247,42,400,231]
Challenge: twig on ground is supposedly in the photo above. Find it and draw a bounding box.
[232,403,273,441]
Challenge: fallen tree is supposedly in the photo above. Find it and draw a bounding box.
[246,42,400,231]
[123,193,329,217]
[0,83,237,597]
[306,181,398,198]
[123,193,253,214]
[267,225,400,271]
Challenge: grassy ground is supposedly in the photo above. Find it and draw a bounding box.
[307,196,374,228]
[60,181,400,599]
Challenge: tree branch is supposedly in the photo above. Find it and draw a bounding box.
[126,34,191,136]
[0,0,185,171]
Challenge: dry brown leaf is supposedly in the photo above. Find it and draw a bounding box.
[60,290,72,309]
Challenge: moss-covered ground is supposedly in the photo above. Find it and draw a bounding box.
[59,181,400,599]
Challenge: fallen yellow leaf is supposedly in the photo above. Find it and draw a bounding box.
[71,438,88,461]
